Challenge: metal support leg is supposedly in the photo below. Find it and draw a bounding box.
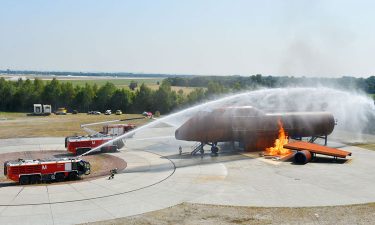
[324,135,327,146]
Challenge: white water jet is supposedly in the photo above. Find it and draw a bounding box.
[81,87,375,156]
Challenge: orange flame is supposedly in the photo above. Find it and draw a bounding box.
[265,120,291,156]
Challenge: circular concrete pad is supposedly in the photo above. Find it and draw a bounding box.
[0,125,375,225]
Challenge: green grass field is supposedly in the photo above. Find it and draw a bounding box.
[40,78,199,94]
[0,112,151,139]
[0,112,26,120]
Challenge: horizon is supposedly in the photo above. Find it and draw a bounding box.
[1,68,374,79]
[1,1,375,78]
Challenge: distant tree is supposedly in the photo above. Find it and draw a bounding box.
[176,89,186,106]
[92,83,98,93]
[42,78,61,109]
[232,82,242,91]
[133,83,154,112]
[110,88,133,112]
[15,78,24,88]
[0,78,16,111]
[366,76,375,93]
[32,78,44,103]
[129,81,138,91]
[165,77,189,86]
[94,82,116,111]
[73,83,95,112]
[189,77,209,87]
[153,80,177,114]
[13,79,34,111]
[187,88,205,104]
[206,81,225,97]
[60,82,75,109]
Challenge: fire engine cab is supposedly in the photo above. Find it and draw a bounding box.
[3,158,91,185]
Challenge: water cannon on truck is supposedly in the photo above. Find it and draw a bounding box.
[65,118,138,155]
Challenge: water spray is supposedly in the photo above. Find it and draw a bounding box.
[79,87,375,157]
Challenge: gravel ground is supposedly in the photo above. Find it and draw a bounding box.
[82,202,375,225]
[0,150,126,185]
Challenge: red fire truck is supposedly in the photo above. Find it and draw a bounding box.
[3,158,91,185]
[65,124,136,155]
[65,134,121,155]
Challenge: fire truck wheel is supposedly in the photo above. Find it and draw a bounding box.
[55,173,65,182]
[76,148,90,156]
[107,145,118,152]
[30,175,40,184]
[211,146,219,154]
[19,176,30,185]
[68,172,78,180]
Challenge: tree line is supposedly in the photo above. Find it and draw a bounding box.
[166,75,375,94]
[0,77,210,114]
[1,74,374,114]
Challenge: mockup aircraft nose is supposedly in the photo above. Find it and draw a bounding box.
[175,124,193,140]
[175,129,180,139]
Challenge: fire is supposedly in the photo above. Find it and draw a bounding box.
[265,120,291,156]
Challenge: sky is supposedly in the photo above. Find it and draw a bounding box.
[0,0,374,77]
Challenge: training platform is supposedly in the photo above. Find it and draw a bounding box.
[0,126,375,225]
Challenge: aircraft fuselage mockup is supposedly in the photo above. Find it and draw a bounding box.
[175,106,335,151]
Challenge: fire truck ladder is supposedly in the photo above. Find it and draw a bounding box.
[191,142,204,155]
[80,117,144,135]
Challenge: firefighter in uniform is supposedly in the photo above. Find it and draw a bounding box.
[109,168,118,179]
[200,148,204,159]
